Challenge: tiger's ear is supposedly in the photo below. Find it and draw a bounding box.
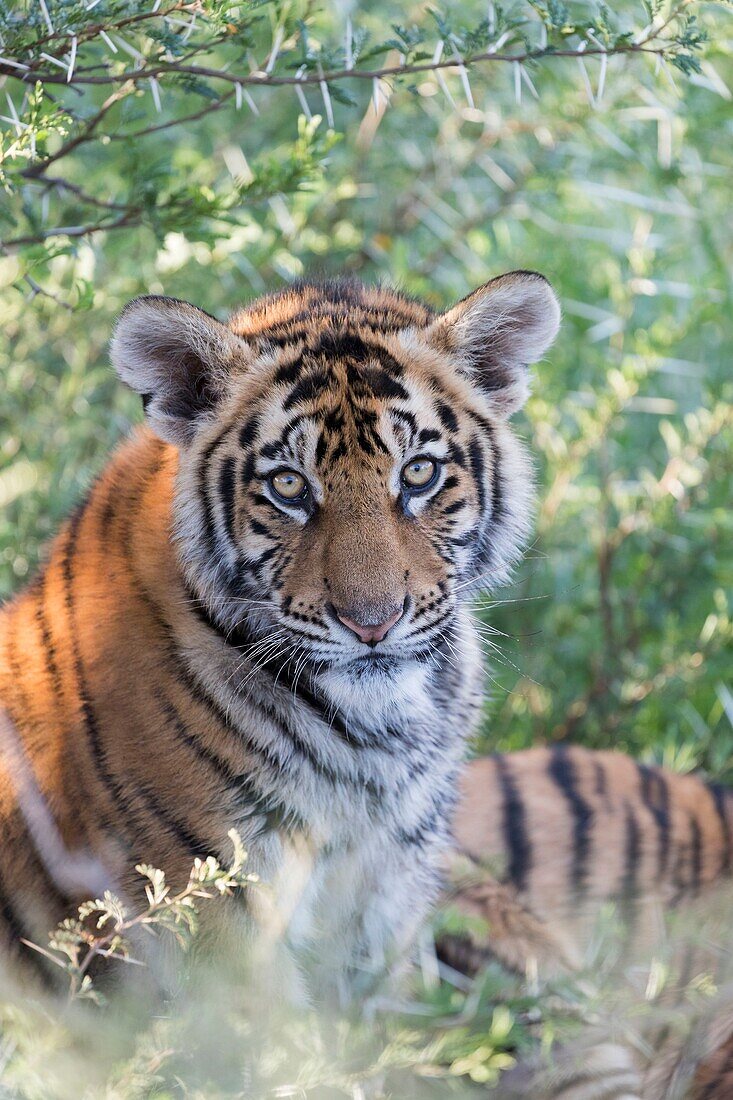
[428,271,561,417]
[110,295,249,446]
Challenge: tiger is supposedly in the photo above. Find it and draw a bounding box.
[441,746,733,1098]
[0,272,561,1004]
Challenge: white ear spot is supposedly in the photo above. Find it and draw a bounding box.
[429,271,561,417]
[110,296,248,446]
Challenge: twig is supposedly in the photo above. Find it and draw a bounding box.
[21,82,133,179]
[0,42,675,90]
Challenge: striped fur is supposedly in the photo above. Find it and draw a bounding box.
[0,274,559,999]
[441,746,733,1097]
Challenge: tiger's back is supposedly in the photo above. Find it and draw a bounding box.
[443,747,733,1098]
[450,745,733,969]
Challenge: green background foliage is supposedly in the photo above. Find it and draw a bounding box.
[0,0,732,1094]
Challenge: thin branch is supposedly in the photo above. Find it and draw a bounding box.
[18,2,193,55]
[39,174,130,210]
[21,82,133,179]
[0,41,676,90]
[23,273,74,309]
[2,209,141,250]
[110,85,236,141]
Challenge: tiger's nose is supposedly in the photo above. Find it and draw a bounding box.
[335,605,404,646]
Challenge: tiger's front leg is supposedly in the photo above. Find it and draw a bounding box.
[287,831,446,1009]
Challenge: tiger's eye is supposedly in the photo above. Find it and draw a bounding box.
[270,469,307,502]
[401,456,438,491]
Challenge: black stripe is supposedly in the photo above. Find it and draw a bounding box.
[218,456,238,545]
[708,781,732,876]
[494,754,531,891]
[238,415,259,449]
[620,801,641,903]
[548,745,593,898]
[357,366,409,401]
[448,442,466,467]
[2,632,79,916]
[435,399,458,434]
[198,419,240,553]
[282,368,332,410]
[689,812,703,894]
[183,578,257,649]
[467,436,486,515]
[61,509,132,831]
[157,692,302,833]
[273,359,302,386]
[64,493,210,858]
[636,763,671,881]
[418,427,441,445]
[483,420,504,524]
[34,568,65,707]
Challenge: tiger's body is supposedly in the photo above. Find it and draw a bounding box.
[449,745,733,975]
[444,747,733,1098]
[0,274,559,1000]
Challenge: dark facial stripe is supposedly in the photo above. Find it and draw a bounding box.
[356,366,409,401]
[183,578,257,649]
[218,456,238,547]
[282,368,332,411]
[636,762,671,881]
[483,421,504,524]
[273,358,302,385]
[493,754,531,892]
[419,427,441,445]
[198,421,239,554]
[468,436,486,516]
[547,745,593,898]
[435,399,459,434]
[239,415,259,449]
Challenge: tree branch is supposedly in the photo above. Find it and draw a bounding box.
[21,83,133,180]
[1,41,673,90]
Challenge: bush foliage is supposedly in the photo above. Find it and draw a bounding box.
[1,0,732,1095]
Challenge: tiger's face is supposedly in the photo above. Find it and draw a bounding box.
[111,276,559,674]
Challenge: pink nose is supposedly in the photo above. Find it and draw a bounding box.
[336,606,404,645]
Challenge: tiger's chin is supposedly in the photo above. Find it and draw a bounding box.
[315,656,432,721]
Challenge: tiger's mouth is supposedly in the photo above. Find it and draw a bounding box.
[276,607,457,672]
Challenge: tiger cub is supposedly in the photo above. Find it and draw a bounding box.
[0,274,560,1000]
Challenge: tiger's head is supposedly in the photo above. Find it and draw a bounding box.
[111,275,559,677]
